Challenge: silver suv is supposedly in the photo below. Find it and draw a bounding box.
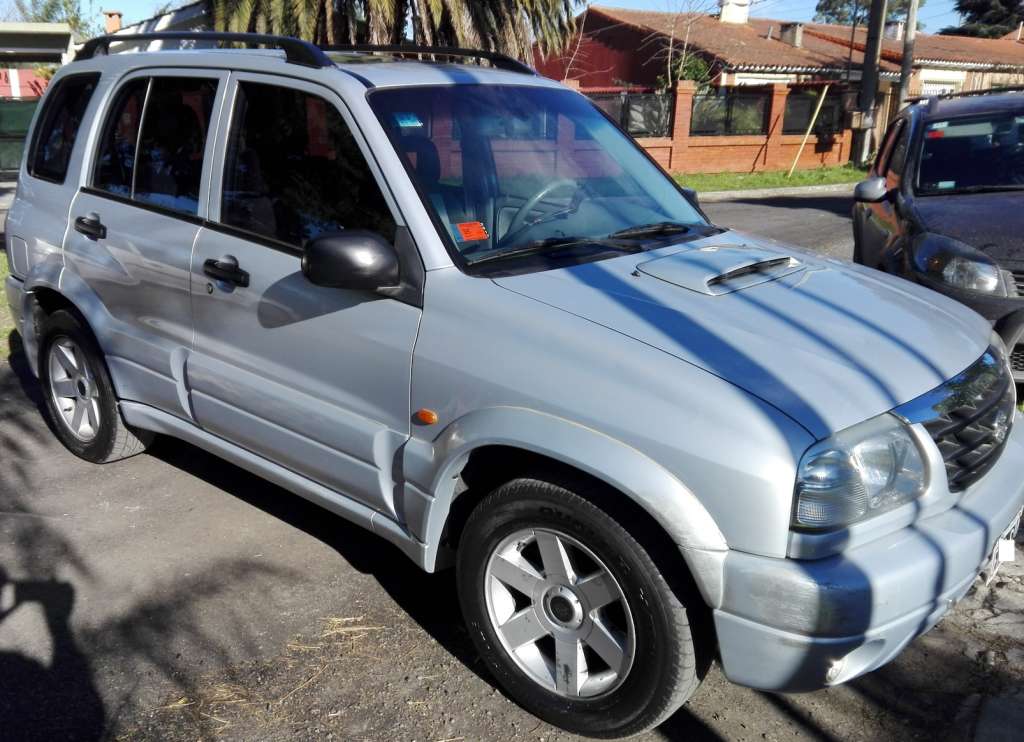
[5,32,1023,738]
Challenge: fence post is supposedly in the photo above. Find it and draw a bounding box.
[670,80,695,172]
[764,83,789,171]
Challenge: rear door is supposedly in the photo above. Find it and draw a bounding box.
[64,69,227,417]
[7,72,100,282]
[186,73,421,519]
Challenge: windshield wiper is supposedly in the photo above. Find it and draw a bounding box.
[464,236,640,266]
[607,221,693,239]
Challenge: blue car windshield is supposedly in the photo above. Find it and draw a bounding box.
[917,110,1024,195]
[369,84,706,267]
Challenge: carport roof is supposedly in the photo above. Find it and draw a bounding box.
[0,21,73,63]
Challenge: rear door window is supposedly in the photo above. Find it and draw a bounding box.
[94,78,149,198]
[134,78,217,214]
[28,73,100,183]
[220,81,396,248]
[93,75,218,216]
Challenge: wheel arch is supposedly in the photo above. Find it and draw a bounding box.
[20,258,115,381]
[404,407,729,608]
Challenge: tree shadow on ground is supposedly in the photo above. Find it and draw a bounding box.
[0,334,302,739]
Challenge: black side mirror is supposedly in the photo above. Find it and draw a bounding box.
[853,177,890,203]
[680,186,699,208]
[301,230,399,291]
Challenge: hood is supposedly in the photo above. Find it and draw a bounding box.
[914,193,1024,262]
[494,232,990,439]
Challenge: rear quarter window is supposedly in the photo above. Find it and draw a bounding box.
[27,73,100,183]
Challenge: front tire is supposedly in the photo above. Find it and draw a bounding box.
[457,475,705,738]
[38,309,152,463]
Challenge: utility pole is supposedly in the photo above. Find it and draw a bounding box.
[897,0,919,106]
[856,0,889,164]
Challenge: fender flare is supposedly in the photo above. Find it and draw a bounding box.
[19,256,117,379]
[405,406,730,607]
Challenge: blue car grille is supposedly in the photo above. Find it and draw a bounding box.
[897,348,1016,492]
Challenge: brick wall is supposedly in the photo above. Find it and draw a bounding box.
[582,80,853,175]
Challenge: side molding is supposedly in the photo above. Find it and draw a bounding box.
[403,406,730,607]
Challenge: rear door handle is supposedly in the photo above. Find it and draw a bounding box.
[203,256,250,287]
[74,213,106,240]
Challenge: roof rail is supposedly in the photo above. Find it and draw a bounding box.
[906,85,1024,111]
[75,32,332,68]
[320,44,536,75]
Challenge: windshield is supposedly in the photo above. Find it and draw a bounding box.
[368,85,708,270]
[917,110,1024,195]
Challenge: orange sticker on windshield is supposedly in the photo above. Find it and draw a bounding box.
[456,221,489,242]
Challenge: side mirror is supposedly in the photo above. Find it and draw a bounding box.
[853,177,890,203]
[680,186,699,208]
[301,230,399,291]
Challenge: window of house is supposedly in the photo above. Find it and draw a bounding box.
[28,73,100,183]
[220,81,396,248]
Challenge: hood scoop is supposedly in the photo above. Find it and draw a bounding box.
[636,244,803,296]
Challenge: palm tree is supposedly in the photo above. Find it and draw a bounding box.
[211,0,577,59]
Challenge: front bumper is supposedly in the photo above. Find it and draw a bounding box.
[713,413,1024,692]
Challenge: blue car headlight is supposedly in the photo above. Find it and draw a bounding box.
[913,233,1002,294]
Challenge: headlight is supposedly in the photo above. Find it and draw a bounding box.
[913,233,1001,293]
[792,414,927,530]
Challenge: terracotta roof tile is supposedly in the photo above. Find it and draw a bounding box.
[591,6,865,71]
[590,6,1024,72]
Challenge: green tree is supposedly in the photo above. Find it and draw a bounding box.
[940,0,1022,37]
[15,0,99,36]
[813,0,927,25]
[211,0,579,60]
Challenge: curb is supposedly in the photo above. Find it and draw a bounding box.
[696,182,857,203]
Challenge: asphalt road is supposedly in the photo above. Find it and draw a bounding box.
[2,193,1022,742]
[703,192,855,260]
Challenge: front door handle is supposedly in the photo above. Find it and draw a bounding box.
[74,213,106,240]
[203,256,250,287]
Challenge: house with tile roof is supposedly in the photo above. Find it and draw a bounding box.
[534,3,1024,174]
[537,3,1024,95]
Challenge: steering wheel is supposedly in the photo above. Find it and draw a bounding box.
[503,178,579,244]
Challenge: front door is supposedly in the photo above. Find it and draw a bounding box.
[64,70,225,417]
[860,119,910,270]
[187,74,421,518]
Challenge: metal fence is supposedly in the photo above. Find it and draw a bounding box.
[0,98,38,172]
[782,92,843,136]
[587,91,673,138]
[690,91,769,136]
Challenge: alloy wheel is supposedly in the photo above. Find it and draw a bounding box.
[483,527,636,698]
[47,337,102,442]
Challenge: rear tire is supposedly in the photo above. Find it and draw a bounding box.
[38,309,152,463]
[456,475,704,738]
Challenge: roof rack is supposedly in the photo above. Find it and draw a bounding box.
[74,32,536,75]
[321,44,536,75]
[906,84,1024,110]
[75,32,333,67]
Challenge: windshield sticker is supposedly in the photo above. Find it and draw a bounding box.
[394,112,424,128]
[455,221,489,242]
[937,181,956,190]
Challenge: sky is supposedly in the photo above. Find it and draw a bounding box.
[102,0,964,36]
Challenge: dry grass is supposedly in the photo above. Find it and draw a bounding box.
[0,249,12,357]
